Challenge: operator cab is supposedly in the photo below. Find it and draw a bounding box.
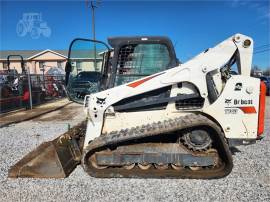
[65,36,179,103]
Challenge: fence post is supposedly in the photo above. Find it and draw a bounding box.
[27,66,33,110]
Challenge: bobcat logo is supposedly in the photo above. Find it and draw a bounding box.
[96,97,106,105]
[225,99,232,106]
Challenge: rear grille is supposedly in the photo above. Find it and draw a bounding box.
[175,97,204,110]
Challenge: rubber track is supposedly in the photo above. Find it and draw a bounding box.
[82,113,233,179]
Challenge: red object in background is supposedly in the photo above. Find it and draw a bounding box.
[22,90,30,101]
[46,76,58,97]
[47,82,53,96]
[258,81,266,137]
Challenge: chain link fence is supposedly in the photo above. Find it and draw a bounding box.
[0,73,66,113]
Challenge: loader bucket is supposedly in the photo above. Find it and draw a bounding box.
[8,121,86,178]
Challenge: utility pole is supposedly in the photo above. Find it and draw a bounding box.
[41,64,45,88]
[86,0,101,71]
[27,66,33,110]
[90,1,96,41]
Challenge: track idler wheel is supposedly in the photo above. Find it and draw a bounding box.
[89,155,108,170]
[123,163,136,170]
[189,166,203,171]
[154,163,169,170]
[171,164,184,170]
[138,163,152,170]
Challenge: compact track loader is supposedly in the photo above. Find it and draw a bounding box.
[9,33,266,179]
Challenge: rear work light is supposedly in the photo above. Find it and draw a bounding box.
[257,81,266,137]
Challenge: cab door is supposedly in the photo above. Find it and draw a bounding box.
[65,39,110,103]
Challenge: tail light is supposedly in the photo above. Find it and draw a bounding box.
[257,81,266,136]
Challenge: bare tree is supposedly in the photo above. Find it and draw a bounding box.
[263,67,270,77]
[251,65,261,76]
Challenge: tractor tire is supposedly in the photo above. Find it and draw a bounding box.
[16,21,27,37]
[31,27,41,39]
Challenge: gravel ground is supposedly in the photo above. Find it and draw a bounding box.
[0,100,269,202]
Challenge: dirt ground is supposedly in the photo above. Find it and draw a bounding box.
[34,103,83,121]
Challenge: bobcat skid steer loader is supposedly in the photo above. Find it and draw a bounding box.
[9,33,266,179]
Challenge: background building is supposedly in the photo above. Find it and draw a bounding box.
[0,49,67,74]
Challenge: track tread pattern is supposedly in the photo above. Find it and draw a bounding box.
[82,113,233,179]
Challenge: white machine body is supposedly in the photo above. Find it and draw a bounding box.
[83,33,262,148]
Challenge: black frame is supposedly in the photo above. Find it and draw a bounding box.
[65,38,111,103]
[7,55,25,73]
[65,38,111,85]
